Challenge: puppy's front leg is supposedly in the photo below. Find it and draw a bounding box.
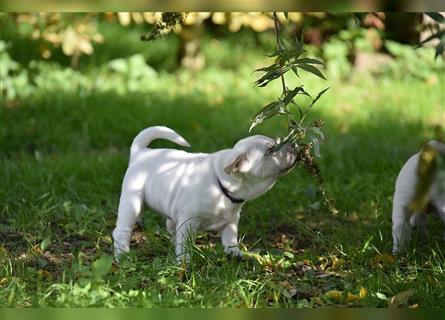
[175,217,199,263]
[221,213,243,259]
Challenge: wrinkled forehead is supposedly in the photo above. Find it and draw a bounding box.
[233,135,274,151]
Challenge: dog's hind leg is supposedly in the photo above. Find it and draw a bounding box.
[410,212,427,241]
[174,217,199,263]
[112,171,146,258]
[432,197,445,240]
[392,204,413,255]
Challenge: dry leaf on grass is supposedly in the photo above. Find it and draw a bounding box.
[373,253,396,268]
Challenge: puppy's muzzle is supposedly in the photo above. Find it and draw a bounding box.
[276,144,298,177]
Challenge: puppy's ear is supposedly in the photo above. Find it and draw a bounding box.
[224,152,249,175]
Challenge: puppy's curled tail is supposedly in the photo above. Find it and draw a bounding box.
[130,126,191,160]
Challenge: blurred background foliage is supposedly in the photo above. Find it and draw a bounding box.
[1,12,444,106]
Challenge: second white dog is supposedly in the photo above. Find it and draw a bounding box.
[113,126,297,262]
[392,140,445,254]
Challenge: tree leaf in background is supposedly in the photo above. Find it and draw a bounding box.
[417,27,445,60]
[426,12,445,23]
[417,30,445,47]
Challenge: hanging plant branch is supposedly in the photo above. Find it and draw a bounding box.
[251,12,338,215]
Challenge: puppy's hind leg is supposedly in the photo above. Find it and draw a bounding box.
[432,197,445,240]
[174,217,199,264]
[392,204,413,255]
[112,180,145,258]
[409,212,427,242]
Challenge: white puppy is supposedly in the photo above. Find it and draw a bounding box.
[392,140,445,254]
[113,126,297,262]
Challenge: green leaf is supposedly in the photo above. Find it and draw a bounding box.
[299,87,330,123]
[267,49,282,58]
[308,127,325,140]
[293,35,304,58]
[310,87,330,107]
[92,255,113,278]
[250,101,288,132]
[295,58,325,65]
[281,86,306,105]
[255,63,279,73]
[254,66,291,87]
[297,63,326,80]
[375,292,388,300]
[308,134,321,157]
[284,12,289,19]
[280,38,289,51]
[40,236,51,251]
[283,251,294,258]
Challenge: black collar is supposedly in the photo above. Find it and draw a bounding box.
[217,178,245,204]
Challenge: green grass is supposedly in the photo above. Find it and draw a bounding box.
[1,21,445,308]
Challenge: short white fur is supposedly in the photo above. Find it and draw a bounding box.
[113,126,297,262]
[392,140,445,254]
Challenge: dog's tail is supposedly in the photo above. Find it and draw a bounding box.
[130,126,191,159]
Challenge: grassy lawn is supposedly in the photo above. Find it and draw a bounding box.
[1,21,445,307]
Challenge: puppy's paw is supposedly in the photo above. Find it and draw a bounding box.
[225,246,244,261]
